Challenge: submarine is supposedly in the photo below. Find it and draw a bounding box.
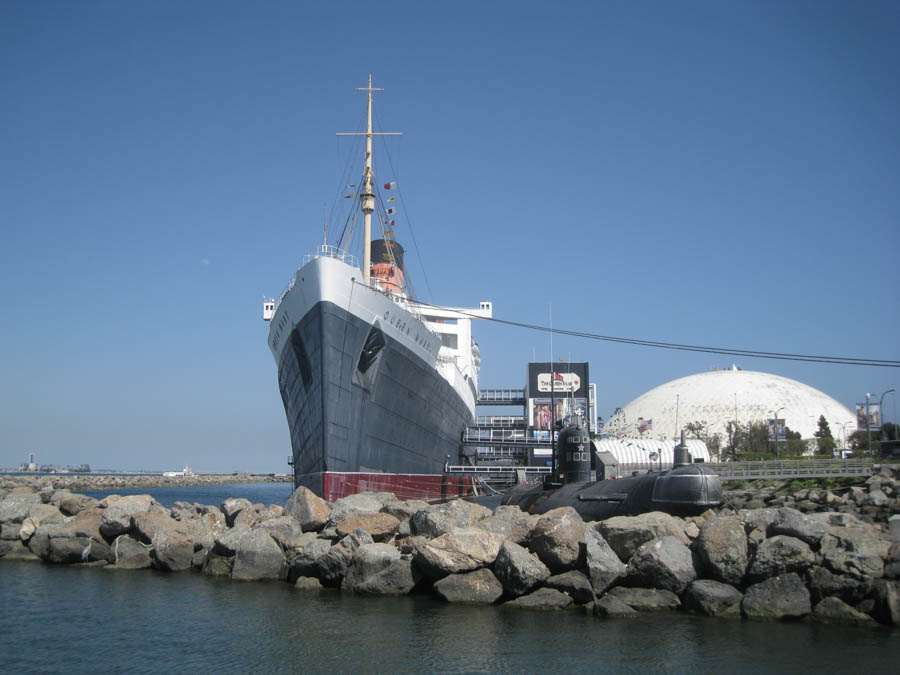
[502,425,723,520]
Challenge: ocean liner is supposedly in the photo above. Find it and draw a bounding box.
[263,76,492,501]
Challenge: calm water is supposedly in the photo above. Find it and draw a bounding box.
[80,481,295,509]
[2,483,897,672]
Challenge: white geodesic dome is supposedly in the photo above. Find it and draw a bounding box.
[601,367,856,445]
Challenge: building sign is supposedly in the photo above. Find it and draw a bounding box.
[536,372,581,393]
[767,418,786,442]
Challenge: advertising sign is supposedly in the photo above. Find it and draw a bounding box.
[527,362,589,399]
[856,404,881,431]
[767,418,787,443]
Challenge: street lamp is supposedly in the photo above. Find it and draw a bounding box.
[838,421,852,453]
[879,389,895,445]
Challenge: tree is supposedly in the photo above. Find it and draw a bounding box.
[685,420,708,441]
[814,415,836,456]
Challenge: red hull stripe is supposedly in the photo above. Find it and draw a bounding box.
[322,472,475,503]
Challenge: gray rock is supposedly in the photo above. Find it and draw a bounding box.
[695,515,748,586]
[740,508,780,535]
[604,587,681,611]
[341,543,419,595]
[254,516,307,552]
[107,535,153,569]
[476,506,537,545]
[492,540,550,597]
[132,511,182,545]
[742,573,811,620]
[809,511,868,529]
[807,566,873,605]
[316,528,374,586]
[747,535,815,582]
[27,503,65,526]
[593,594,639,617]
[187,511,227,552]
[335,513,400,542]
[584,528,626,595]
[504,587,573,610]
[627,535,697,594]
[811,597,875,624]
[889,514,900,542]
[861,489,888,507]
[433,568,504,604]
[286,537,333,582]
[413,528,505,578]
[151,526,194,572]
[528,506,585,573]
[380,498,431,522]
[683,580,743,616]
[0,523,20,540]
[871,579,900,625]
[545,570,595,604]
[213,524,251,556]
[0,491,42,523]
[409,499,491,539]
[99,494,155,538]
[47,534,110,564]
[58,493,99,516]
[26,522,64,560]
[231,528,285,581]
[329,492,387,525]
[819,526,888,579]
[596,512,689,563]
[283,487,331,532]
[232,506,261,528]
[202,554,234,576]
[294,576,323,591]
[170,501,197,520]
[222,498,253,527]
[768,507,827,547]
[0,540,38,560]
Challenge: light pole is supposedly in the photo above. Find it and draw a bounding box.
[769,406,785,458]
[879,389,895,445]
[838,421,852,453]
[866,393,872,454]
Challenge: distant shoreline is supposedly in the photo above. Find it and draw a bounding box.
[0,473,292,491]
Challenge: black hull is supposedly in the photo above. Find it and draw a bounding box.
[277,300,473,496]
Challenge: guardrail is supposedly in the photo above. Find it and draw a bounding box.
[704,458,873,480]
[478,389,526,404]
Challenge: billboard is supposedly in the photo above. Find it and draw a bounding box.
[767,418,787,443]
[856,404,881,431]
[527,362,589,399]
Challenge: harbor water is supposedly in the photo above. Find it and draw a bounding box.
[2,483,896,673]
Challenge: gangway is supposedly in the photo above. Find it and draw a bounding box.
[478,389,526,405]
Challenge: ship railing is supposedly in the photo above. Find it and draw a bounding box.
[302,244,358,267]
[475,415,527,428]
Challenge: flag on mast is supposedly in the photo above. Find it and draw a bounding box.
[384,181,397,190]
[343,193,356,199]
[387,196,397,202]
[386,207,396,215]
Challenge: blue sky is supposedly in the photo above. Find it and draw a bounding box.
[2,1,898,472]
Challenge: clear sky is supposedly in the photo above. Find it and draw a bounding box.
[2,1,898,472]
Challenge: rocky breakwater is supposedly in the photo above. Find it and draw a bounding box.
[1,482,898,627]
[0,472,289,492]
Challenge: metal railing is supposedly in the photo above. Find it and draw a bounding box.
[705,458,873,480]
[445,465,551,475]
[478,389,526,404]
[302,244,358,267]
[475,415,526,428]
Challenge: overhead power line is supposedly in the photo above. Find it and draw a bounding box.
[407,298,900,368]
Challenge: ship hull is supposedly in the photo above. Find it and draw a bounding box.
[271,256,475,500]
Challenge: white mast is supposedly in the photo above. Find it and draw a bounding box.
[336,74,402,286]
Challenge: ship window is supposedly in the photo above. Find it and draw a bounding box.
[440,334,458,350]
[357,326,385,374]
[289,328,312,390]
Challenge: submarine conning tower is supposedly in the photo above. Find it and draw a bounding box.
[556,423,593,484]
[673,430,692,467]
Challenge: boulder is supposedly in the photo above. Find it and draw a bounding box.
[861,490,888,507]
[819,526,888,579]
[740,508,779,535]
[742,573,811,620]
[284,487,332,532]
[0,540,38,560]
[213,524,251,556]
[627,536,697,594]
[187,511,227,552]
[413,528,505,579]
[767,508,827,547]
[545,570,595,604]
[329,492,390,525]
[683,580,743,617]
[58,493,99,516]
[476,506,537,545]
[341,543,419,595]
[316,528,374,586]
[294,576,324,591]
[18,518,36,542]
[584,528,626,595]
[202,554,234,577]
[26,522,65,560]
[747,535,815,582]
[595,512,689,563]
[492,540,550,597]
[528,507,585,573]
[380,498,431,522]
[99,494,155,538]
[408,499,491,539]
[593,594,639,617]
[231,529,285,581]
[0,491,42,523]
[232,506,261,528]
[335,513,400,542]
[889,514,900,543]
[504,587,573,610]
[807,566,873,605]
[254,516,307,552]
[871,579,900,625]
[603,587,681,611]
[694,515,748,586]
[107,535,153,569]
[170,501,197,520]
[132,511,181,545]
[1,523,20,540]
[27,503,65,526]
[285,537,333,582]
[811,597,875,624]
[151,526,194,572]
[221,498,253,527]
[46,508,109,564]
[433,568,504,604]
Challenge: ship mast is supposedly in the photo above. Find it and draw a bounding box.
[337,74,402,286]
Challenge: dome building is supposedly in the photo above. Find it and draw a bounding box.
[602,366,856,447]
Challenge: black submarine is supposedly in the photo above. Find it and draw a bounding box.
[501,425,723,520]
